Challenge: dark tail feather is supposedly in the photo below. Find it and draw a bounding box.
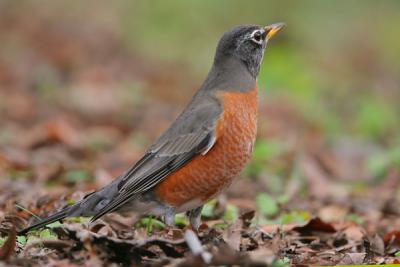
[18,208,69,235]
[18,177,122,235]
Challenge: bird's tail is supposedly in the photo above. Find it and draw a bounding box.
[18,208,70,235]
[18,176,122,235]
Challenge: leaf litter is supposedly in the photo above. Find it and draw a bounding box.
[1,3,400,266]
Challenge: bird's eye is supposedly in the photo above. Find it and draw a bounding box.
[251,30,263,44]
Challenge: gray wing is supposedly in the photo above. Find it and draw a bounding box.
[90,95,222,221]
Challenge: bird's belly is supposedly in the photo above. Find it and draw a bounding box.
[154,88,258,209]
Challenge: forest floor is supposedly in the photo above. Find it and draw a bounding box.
[1,5,400,266]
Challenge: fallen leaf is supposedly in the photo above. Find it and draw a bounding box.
[261,224,297,234]
[384,230,400,254]
[338,253,366,265]
[292,217,336,235]
[0,225,16,260]
[343,225,365,242]
[369,234,385,256]
[240,210,255,229]
[384,230,400,245]
[318,205,348,222]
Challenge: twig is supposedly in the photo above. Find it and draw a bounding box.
[14,204,42,221]
[185,229,212,264]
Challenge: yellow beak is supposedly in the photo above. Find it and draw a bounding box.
[264,22,285,39]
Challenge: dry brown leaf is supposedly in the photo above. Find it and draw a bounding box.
[293,217,336,235]
[384,230,400,245]
[261,224,297,234]
[343,225,365,242]
[318,205,348,222]
[0,225,16,260]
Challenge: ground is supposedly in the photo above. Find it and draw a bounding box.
[0,2,400,266]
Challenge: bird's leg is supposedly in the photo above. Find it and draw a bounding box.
[164,207,176,228]
[162,207,177,236]
[186,205,203,231]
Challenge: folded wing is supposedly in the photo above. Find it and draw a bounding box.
[90,95,222,221]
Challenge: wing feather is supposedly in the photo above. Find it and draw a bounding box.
[90,95,222,222]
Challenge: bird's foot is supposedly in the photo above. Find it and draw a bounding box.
[186,205,204,232]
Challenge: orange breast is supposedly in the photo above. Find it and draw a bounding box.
[155,87,258,207]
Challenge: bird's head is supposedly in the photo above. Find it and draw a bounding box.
[214,23,285,78]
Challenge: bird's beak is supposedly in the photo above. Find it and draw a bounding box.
[264,22,285,40]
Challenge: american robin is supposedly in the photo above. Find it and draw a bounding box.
[19,23,285,234]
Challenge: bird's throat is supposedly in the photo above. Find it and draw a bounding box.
[201,56,256,93]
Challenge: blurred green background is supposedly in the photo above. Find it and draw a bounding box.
[1,0,399,204]
[32,0,400,143]
[126,0,400,142]
[2,1,400,137]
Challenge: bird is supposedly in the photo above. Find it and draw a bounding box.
[19,23,285,235]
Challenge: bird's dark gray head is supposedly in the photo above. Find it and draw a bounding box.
[214,23,285,78]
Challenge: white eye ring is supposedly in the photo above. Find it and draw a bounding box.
[250,29,264,45]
